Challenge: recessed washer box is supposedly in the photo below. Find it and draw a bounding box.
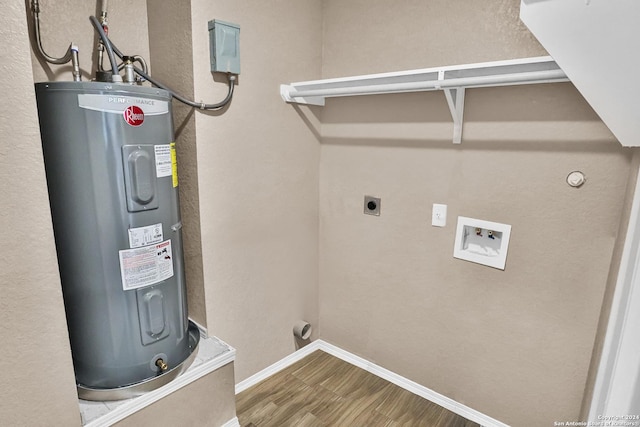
[453,216,511,270]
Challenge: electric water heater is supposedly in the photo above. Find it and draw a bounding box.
[35,81,196,398]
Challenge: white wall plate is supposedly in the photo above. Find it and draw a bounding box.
[453,216,511,270]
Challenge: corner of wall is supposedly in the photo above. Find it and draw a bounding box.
[580,147,640,418]
[146,0,208,328]
[188,0,322,382]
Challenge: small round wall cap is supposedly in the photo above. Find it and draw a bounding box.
[567,171,586,188]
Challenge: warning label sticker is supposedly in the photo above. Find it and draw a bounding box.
[155,145,172,178]
[170,142,178,187]
[128,223,163,248]
[119,240,174,291]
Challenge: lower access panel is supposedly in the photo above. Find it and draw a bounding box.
[137,286,170,345]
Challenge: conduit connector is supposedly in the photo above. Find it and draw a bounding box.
[122,56,136,84]
[155,358,168,372]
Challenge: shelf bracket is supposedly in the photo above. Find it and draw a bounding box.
[280,84,325,106]
[443,86,465,144]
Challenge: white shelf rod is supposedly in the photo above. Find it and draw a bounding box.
[280,56,569,143]
[284,69,565,100]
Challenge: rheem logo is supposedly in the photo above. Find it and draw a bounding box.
[123,105,144,126]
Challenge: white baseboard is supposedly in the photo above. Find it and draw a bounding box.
[235,341,321,394]
[235,339,509,427]
[221,416,240,427]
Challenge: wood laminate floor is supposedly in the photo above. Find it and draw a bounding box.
[236,350,481,427]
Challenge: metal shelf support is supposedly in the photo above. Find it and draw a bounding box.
[443,86,465,144]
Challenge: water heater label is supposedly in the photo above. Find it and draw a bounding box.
[154,145,172,178]
[119,240,174,290]
[77,94,169,115]
[128,223,164,248]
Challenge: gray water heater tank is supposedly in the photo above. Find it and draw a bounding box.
[35,81,193,396]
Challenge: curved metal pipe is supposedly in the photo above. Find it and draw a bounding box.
[131,55,148,75]
[31,0,73,65]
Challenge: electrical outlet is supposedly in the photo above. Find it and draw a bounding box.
[432,203,447,227]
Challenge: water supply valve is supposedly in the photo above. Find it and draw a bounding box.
[155,358,168,372]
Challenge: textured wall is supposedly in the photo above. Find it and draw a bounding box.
[580,151,640,418]
[0,2,80,425]
[318,1,634,426]
[147,0,208,328]
[189,0,322,381]
[322,0,546,78]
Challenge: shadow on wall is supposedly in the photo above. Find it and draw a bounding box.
[293,104,322,143]
[175,108,195,139]
[298,82,618,150]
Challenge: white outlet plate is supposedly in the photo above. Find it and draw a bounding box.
[432,204,447,227]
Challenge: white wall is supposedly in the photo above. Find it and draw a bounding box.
[520,0,640,147]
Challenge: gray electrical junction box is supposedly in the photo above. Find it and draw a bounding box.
[208,19,240,75]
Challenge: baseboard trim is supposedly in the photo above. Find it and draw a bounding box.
[235,339,509,427]
[235,341,321,394]
[221,416,240,427]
